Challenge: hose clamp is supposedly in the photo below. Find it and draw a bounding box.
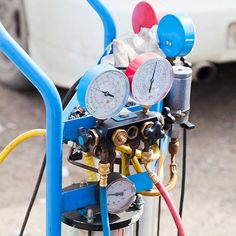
[147,170,160,185]
[98,163,110,187]
[170,163,178,175]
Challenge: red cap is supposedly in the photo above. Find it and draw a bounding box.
[132,0,167,34]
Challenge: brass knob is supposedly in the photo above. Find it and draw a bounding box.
[168,138,180,156]
[90,129,100,146]
[112,129,128,146]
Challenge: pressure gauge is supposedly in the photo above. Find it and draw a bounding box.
[77,64,130,120]
[126,53,173,106]
[106,173,136,214]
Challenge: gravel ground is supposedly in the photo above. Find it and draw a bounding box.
[0,63,235,236]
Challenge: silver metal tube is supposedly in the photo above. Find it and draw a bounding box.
[165,66,192,138]
[166,65,192,123]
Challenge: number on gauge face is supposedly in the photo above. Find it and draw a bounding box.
[132,57,173,106]
[107,178,136,214]
[86,70,130,120]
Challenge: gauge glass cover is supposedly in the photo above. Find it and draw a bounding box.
[132,57,173,105]
[107,178,136,214]
[85,70,129,119]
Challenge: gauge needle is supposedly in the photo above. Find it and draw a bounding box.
[107,192,124,196]
[149,62,158,93]
[95,88,114,98]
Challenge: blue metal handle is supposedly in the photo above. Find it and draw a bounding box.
[87,0,117,50]
[0,23,62,236]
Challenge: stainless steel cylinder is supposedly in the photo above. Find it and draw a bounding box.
[165,65,192,123]
[62,223,135,236]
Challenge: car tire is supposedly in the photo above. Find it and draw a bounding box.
[0,0,31,90]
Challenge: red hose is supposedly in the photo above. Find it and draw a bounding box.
[155,182,186,236]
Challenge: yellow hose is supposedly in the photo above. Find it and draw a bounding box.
[117,145,142,158]
[0,129,46,164]
[118,144,160,175]
[157,149,165,181]
[84,153,97,181]
[131,156,143,173]
[121,152,130,176]
[141,166,178,196]
[117,145,160,160]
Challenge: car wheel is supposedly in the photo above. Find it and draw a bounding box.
[0,0,31,89]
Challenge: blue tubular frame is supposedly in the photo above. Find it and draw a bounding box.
[87,0,117,50]
[0,24,63,235]
[0,0,169,235]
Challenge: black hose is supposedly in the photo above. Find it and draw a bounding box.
[179,128,187,217]
[178,128,187,236]
[136,220,139,236]
[61,78,81,110]
[19,156,46,236]
[19,78,81,236]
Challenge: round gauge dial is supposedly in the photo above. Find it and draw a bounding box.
[106,173,136,214]
[127,55,173,106]
[77,64,130,120]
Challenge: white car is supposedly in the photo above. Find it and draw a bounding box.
[0,0,236,89]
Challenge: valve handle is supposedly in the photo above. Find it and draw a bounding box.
[78,127,93,150]
[144,121,165,145]
[162,107,175,130]
[70,151,83,161]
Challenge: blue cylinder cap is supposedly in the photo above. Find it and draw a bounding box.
[157,13,195,58]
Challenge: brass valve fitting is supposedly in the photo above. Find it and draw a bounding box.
[142,105,151,114]
[142,148,161,185]
[90,129,100,146]
[143,161,160,185]
[169,138,180,157]
[127,126,139,140]
[98,163,110,187]
[141,121,154,139]
[112,129,128,146]
[141,150,154,164]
